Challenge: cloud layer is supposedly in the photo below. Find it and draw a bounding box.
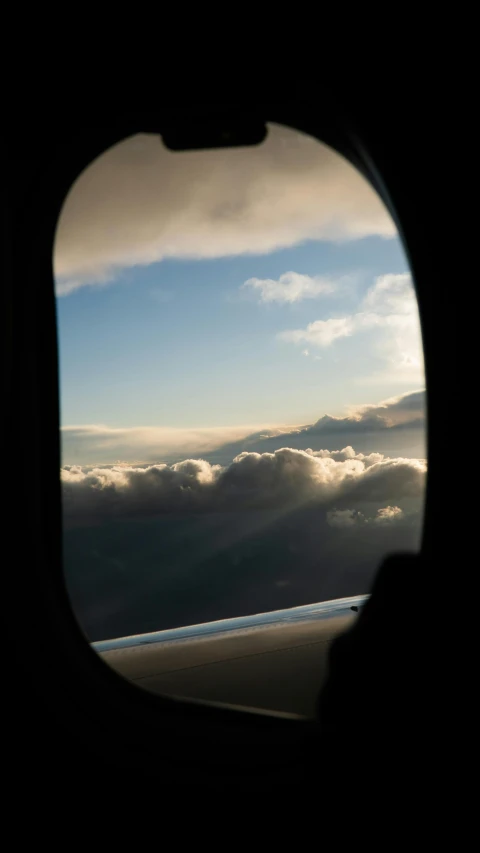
[61,422,293,467]
[62,445,426,524]
[54,123,395,295]
[61,395,426,641]
[207,389,426,460]
[61,389,426,466]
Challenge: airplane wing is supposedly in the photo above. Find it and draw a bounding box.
[93,595,368,717]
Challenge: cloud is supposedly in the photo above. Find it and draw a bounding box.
[278,272,424,383]
[363,273,414,314]
[63,441,425,639]
[54,123,395,295]
[245,390,425,445]
[61,422,285,466]
[327,505,405,528]
[347,389,425,425]
[242,271,337,304]
[279,316,355,347]
[61,445,426,525]
[203,390,426,463]
[326,509,359,528]
[374,505,404,523]
[361,274,424,381]
[311,448,386,466]
[62,389,426,466]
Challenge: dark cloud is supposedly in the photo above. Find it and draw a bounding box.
[61,403,426,642]
[326,505,412,528]
[64,488,423,643]
[205,389,426,463]
[62,441,425,641]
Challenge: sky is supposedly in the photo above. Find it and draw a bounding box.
[54,123,424,467]
[54,122,427,640]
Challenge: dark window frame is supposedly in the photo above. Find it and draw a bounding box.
[11,101,447,778]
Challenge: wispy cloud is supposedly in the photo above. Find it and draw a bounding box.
[61,422,289,466]
[54,124,395,296]
[278,272,423,382]
[279,316,355,347]
[243,271,337,304]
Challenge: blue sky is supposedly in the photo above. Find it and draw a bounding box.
[54,124,424,465]
[57,234,415,429]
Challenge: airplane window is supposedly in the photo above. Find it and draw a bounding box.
[54,123,426,718]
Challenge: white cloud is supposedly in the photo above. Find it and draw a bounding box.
[278,272,424,383]
[361,273,423,382]
[310,447,386,467]
[54,123,395,295]
[279,316,355,347]
[363,273,414,314]
[61,445,426,522]
[243,271,336,304]
[373,505,404,523]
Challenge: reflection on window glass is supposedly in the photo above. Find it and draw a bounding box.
[55,123,426,715]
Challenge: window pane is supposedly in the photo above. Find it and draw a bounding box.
[55,123,426,716]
